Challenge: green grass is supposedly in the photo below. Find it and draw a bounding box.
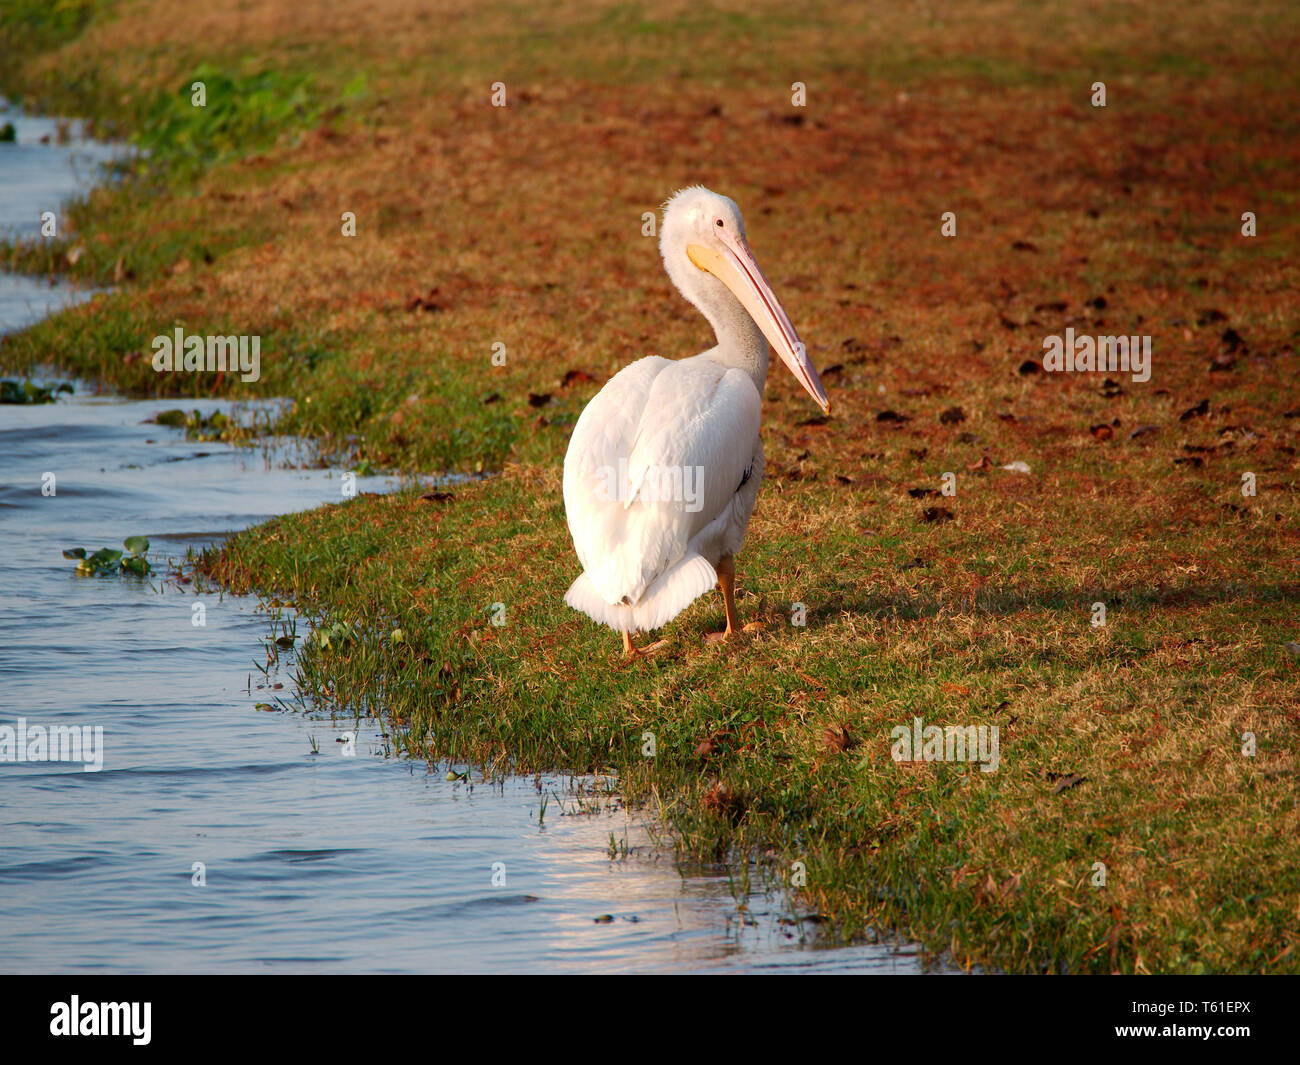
[0,0,104,53]
[196,456,1300,973]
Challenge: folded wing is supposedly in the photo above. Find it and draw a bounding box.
[563,356,761,619]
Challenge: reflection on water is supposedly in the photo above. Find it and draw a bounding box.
[0,105,934,973]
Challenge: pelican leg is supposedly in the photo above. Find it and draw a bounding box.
[719,555,740,636]
[705,556,741,644]
[706,555,766,644]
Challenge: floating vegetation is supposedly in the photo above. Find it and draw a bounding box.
[64,536,151,576]
[152,407,243,442]
[1,378,73,404]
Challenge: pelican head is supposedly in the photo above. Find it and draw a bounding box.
[659,186,829,414]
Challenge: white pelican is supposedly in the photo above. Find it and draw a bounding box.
[562,187,830,656]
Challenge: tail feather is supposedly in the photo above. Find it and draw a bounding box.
[565,554,717,634]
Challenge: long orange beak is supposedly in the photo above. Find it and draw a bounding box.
[687,231,830,414]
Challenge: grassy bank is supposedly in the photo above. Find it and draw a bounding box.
[3,0,1299,972]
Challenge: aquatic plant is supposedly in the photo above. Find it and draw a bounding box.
[152,407,240,442]
[63,535,150,575]
[1,378,72,404]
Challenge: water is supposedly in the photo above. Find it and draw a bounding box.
[0,102,122,333]
[0,107,930,973]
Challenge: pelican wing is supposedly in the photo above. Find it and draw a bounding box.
[563,355,760,613]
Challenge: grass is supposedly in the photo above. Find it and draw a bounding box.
[2,0,1299,973]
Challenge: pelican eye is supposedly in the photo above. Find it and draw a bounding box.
[715,219,724,227]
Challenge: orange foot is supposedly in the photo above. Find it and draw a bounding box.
[705,620,766,645]
[622,631,668,658]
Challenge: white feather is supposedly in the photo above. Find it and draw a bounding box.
[563,354,761,633]
[564,554,718,633]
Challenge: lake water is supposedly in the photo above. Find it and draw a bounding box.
[0,104,929,973]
